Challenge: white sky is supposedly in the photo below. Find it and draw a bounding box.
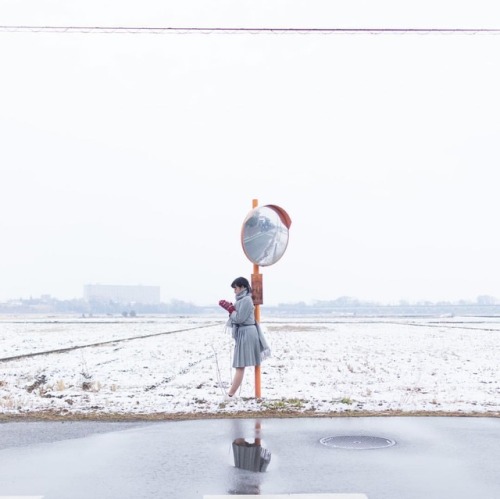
[1,1,500,306]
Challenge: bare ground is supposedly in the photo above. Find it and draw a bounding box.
[1,409,499,422]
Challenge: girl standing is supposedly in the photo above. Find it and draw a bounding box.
[219,276,270,398]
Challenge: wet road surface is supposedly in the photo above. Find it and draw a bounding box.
[0,417,499,498]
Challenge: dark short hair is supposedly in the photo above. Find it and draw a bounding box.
[231,276,251,292]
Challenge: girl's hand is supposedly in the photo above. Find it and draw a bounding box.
[219,300,236,314]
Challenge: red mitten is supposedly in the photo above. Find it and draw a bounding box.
[219,299,236,314]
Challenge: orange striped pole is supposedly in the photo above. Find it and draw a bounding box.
[252,198,262,398]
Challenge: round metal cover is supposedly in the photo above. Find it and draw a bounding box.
[320,435,396,450]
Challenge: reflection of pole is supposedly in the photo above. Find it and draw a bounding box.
[255,419,262,446]
[252,198,262,399]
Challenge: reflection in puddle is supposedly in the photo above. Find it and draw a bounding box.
[227,420,272,494]
[232,437,271,472]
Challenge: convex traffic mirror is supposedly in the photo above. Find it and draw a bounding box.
[241,205,292,266]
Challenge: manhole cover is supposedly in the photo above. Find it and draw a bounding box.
[320,435,396,450]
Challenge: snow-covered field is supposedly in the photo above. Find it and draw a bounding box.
[1,314,499,418]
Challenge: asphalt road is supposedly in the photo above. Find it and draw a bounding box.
[0,417,499,499]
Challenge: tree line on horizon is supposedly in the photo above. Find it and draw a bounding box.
[1,294,500,315]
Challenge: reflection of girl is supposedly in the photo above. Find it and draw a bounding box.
[219,277,270,398]
[232,438,271,472]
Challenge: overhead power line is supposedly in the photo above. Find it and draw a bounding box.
[1,25,500,35]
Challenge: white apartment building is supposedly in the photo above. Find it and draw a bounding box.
[83,284,160,305]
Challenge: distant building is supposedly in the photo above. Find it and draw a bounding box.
[83,284,160,305]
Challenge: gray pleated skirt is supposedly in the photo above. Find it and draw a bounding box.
[233,324,261,368]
